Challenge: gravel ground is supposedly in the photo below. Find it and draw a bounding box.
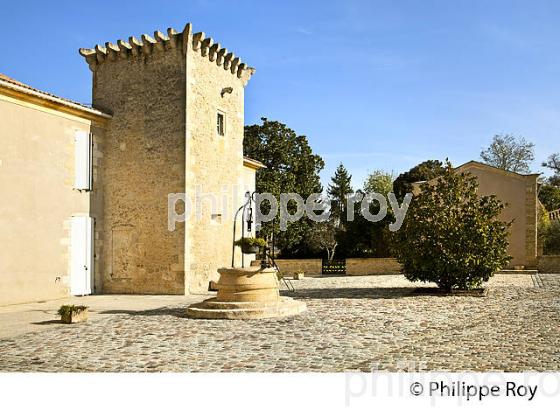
[0,274,558,372]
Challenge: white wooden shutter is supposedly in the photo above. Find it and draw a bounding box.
[70,216,94,295]
[74,130,92,190]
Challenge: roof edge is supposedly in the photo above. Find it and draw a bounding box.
[456,160,540,179]
[0,77,111,121]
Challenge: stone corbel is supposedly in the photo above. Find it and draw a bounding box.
[141,34,157,55]
[236,62,247,79]
[154,31,169,51]
[230,57,240,74]
[200,38,213,57]
[208,43,220,62]
[94,44,107,64]
[192,32,205,51]
[79,48,98,70]
[216,48,228,66]
[105,42,119,61]
[117,40,131,58]
[241,67,256,86]
[167,27,178,48]
[129,36,142,57]
[223,52,234,70]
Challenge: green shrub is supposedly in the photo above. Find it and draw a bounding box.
[57,305,88,317]
[542,220,560,255]
[392,162,512,291]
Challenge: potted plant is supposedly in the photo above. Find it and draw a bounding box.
[234,237,267,254]
[294,269,305,280]
[57,305,89,324]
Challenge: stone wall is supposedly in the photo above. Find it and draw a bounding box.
[346,258,402,275]
[266,258,402,276]
[92,43,187,294]
[184,37,251,292]
[273,259,323,276]
[538,255,560,273]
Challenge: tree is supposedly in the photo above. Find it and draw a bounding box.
[327,163,353,222]
[338,191,393,258]
[244,118,324,256]
[335,170,396,258]
[539,184,560,211]
[393,160,445,200]
[543,153,560,174]
[392,161,512,291]
[308,219,338,261]
[480,134,534,174]
[363,170,394,196]
[543,153,560,186]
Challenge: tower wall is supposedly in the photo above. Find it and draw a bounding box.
[184,32,254,292]
[80,24,255,294]
[90,34,187,294]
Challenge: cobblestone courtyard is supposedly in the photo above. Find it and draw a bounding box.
[1,274,559,372]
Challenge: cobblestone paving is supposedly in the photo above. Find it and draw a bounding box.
[0,275,558,372]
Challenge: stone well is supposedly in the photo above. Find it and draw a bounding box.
[186,267,306,319]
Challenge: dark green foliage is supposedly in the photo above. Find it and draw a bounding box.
[539,184,560,211]
[327,163,353,221]
[244,118,324,256]
[392,162,512,291]
[57,305,88,317]
[393,160,445,201]
[307,219,338,261]
[542,221,560,255]
[336,189,392,258]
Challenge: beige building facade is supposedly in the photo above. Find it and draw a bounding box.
[0,23,263,306]
[414,161,539,269]
[0,74,110,305]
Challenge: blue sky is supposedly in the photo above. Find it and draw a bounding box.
[2,0,558,188]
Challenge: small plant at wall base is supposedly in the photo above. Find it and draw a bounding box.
[234,237,267,254]
[57,305,89,324]
[293,269,305,280]
[392,161,512,292]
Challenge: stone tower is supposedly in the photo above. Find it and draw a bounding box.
[79,23,256,294]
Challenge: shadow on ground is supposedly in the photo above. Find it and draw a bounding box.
[49,286,490,319]
[281,286,477,300]
[98,307,188,318]
[31,320,64,325]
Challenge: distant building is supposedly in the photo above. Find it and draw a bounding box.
[413,161,539,269]
[0,23,264,305]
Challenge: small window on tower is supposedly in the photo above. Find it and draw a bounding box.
[217,112,225,136]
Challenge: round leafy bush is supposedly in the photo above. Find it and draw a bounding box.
[392,162,512,291]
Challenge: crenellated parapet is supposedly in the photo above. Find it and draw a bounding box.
[79,23,255,85]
